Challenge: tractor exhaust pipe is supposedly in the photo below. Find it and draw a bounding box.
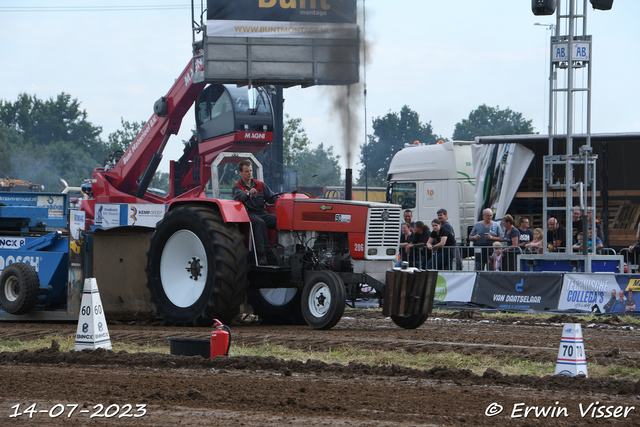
[345,168,353,200]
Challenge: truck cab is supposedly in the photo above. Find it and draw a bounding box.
[386,141,476,242]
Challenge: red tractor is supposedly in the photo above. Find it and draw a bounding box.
[79,57,424,329]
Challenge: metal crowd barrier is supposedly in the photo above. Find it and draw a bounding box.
[396,243,634,272]
[620,247,639,273]
[396,245,524,271]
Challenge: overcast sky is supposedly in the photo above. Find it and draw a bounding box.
[2,1,639,178]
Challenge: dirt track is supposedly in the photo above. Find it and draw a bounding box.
[1,310,640,426]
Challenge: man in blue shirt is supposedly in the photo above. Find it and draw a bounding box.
[610,290,627,314]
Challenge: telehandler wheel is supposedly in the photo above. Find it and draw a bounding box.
[390,314,428,329]
[301,271,346,330]
[0,262,40,315]
[146,206,248,326]
[246,287,305,325]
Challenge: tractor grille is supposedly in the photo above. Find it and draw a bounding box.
[365,207,401,259]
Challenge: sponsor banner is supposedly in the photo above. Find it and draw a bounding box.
[617,275,640,292]
[70,210,85,240]
[473,272,562,311]
[435,272,475,303]
[95,204,166,229]
[94,204,121,228]
[126,204,166,228]
[206,19,357,39]
[610,275,640,314]
[558,273,618,312]
[0,237,26,249]
[0,194,36,204]
[37,195,65,218]
[207,0,357,24]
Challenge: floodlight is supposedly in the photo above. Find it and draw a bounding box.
[589,0,613,10]
[532,0,556,16]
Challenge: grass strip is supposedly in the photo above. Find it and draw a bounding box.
[2,334,638,381]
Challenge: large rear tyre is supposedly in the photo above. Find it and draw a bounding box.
[246,287,305,325]
[146,206,248,326]
[301,271,346,330]
[390,313,428,329]
[0,263,40,315]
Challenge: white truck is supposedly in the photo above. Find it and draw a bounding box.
[386,140,535,244]
[386,141,476,242]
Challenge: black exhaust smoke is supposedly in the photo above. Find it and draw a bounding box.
[345,168,353,200]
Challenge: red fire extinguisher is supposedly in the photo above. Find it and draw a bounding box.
[210,319,231,357]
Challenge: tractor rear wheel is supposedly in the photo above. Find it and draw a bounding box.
[146,206,248,326]
[301,271,346,330]
[246,287,305,325]
[0,262,40,315]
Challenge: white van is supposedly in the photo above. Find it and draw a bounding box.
[386,141,476,242]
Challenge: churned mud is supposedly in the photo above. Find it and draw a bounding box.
[1,309,639,425]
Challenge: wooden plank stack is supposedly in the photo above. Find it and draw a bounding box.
[383,269,437,317]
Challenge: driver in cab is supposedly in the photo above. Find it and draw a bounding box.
[232,160,277,264]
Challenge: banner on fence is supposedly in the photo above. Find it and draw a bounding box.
[558,274,640,314]
[558,273,618,312]
[473,273,562,311]
[435,272,475,303]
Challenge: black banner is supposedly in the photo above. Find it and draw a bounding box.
[473,272,562,311]
[207,0,357,23]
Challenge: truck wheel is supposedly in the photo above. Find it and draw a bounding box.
[0,263,40,315]
[301,271,346,330]
[390,314,428,329]
[246,287,305,325]
[146,206,248,326]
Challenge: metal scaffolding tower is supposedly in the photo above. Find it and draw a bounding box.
[542,0,599,261]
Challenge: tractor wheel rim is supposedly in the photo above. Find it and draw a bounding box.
[259,288,297,306]
[160,230,208,308]
[308,282,331,318]
[4,276,19,302]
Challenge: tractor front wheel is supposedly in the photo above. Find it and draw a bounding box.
[301,271,346,330]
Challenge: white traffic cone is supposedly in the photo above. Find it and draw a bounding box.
[554,323,587,377]
[74,278,112,351]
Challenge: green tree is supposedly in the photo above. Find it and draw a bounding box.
[358,105,443,186]
[0,93,104,190]
[452,104,535,141]
[295,143,341,186]
[282,114,341,187]
[283,114,312,166]
[0,93,103,154]
[106,118,145,154]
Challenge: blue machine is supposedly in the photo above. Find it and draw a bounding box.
[0,192,73,318]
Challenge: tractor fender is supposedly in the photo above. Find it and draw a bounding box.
[167,198,250,223]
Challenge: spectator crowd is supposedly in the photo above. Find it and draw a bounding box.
[396,208,620,272]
